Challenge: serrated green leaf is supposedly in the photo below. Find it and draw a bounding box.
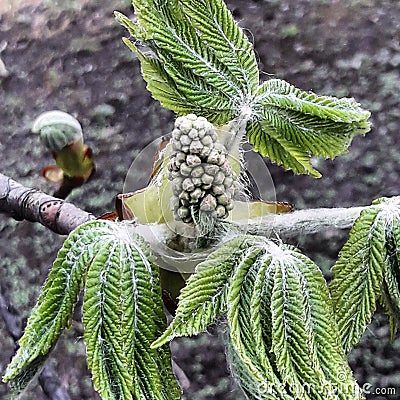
[380,264,400,341]
[247,79,371,177]
[269,244,361,399]
[151,236,259,348]
[257,79,370,123]
[178,0,259,95]
[130,236,181,400]
[83,230,180,400]
[3,220,114,394]
[117,0,258,124]
[226,245,294,400]
[83,242,134,400]
[330,206,386,353]
[223,237,361,399]
[379,206,400,340]
[246,119,321,177]
[4,220,180,400]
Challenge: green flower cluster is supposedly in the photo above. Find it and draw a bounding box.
[167,114,236,224]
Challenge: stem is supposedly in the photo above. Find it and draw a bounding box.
[0,170,369,271]
[1,171,368,245]
[243,206,365,237]
[131,206,365,273]
[0,172,366,239]
[0,173,94,235]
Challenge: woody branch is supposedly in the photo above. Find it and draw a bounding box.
[0,172,94,235]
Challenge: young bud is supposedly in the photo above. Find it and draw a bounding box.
[32,110,83,152]
[206,150,221,164]
[199,146,212,158]
[190,187,204,202]
[188,129,199,139]
[186,154,202,167]
[189,140,203,154]
[201,174,214,186]
[177,119,192,133]
[179,191,190,202]
[200,194,217,212]
[177,207,190,219]
[191,165,204,178]
[180,134,191,146]
[197,129,206,139]
[217,193,230,206]
[192,177,202,187]
[215,205,227,218]
[201,135,213,147]
[176,151,186,164]
[217,153,226,166]
[172,128,181,141]
[180,163,192,176]
[182,178,195,192]
[221,160,233,174]
[223,176,234,188]
[211,184,225,196]
[213,171,225,185]
[204,164,219,176]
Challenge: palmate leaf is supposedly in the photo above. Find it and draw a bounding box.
[3,221,114,394]
[154,234,360,399]
[117,1,371,178]
[4,220,180,400]
[330,197,400,353]
[117,1,371,177]
[115,0,258,124]
[248,80,371,177]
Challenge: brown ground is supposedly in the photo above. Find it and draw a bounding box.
[1,0,400,399]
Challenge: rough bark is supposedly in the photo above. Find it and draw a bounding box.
[0,173,94,235]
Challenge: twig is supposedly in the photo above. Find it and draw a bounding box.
[0,173,94,235]
[244,206,365,237]
[0,172,368,240]
[172,359,191,390]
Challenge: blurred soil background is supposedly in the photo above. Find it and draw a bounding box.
[1,0,400,399]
